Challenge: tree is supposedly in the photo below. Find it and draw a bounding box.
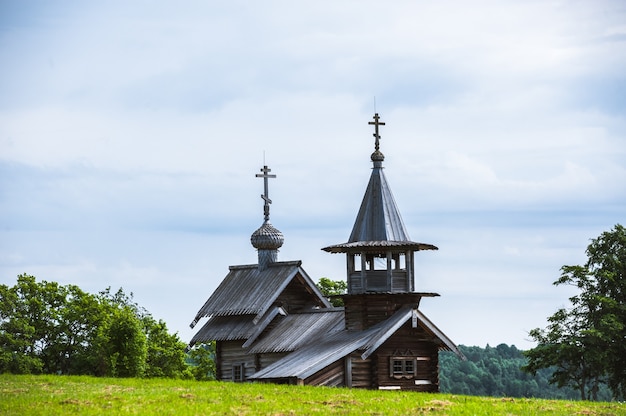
[0,274,77,374]
[316,277,347,307]
[439,344,609,400]
[143,316,191,379]
[524,224,626,400]
[523,308,604,400]
[0,274,190,379]
[94,287,190,379]
[0,275,44,374]
[94,305,147,377]
[41,283,105,375]
[187,342,217,381]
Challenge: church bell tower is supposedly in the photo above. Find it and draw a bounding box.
[322,113,439,330]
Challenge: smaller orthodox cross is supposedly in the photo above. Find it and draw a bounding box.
[256,165,276,221]
[368,113,385,152]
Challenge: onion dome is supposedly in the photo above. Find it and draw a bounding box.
[251,220,284,250]
[252,165,283,270]
[371,149,385,163]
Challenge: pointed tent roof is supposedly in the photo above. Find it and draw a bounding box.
[348,162,410,243]
[323,113,437,254]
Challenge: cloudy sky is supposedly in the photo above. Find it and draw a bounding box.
[1,1,625,349]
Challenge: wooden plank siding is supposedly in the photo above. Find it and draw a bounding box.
[347,353,374,389]
[217,342,291,381]
[304,359,345,387]
[217,340,256,381]
[373,322,440,392]
[348,270,410,293]
[391,271,409,292]
[348,271,363,293]
[343,293,424,330]
[365,270,388,292]
[257,352,289,371]
[275,273,326,313]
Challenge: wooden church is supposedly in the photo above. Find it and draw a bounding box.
[189,113,463,390]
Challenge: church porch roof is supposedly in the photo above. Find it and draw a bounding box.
[249,306,463,381]
[246,308,345,354]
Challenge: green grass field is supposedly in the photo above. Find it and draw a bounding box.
[0,374,623,415]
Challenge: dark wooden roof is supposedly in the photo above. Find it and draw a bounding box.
[247,308,345,354]
[189,315,257,344]
[359,307,463,360]
[322,141,437,254]
[349,163,411,243]
[190,261,330,328]
[250,306,463,380]
[250,327,368,380]
[322,240,438,253]
[189,306,286,347]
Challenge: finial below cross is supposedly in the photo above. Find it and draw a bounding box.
[256,165,276,221]
[368,113,385,152]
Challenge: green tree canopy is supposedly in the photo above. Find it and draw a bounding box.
[186,342,216,381]
[439,344,611,400]
[316,277,347,307]
[0,274,190,379]
[523,224,626,400]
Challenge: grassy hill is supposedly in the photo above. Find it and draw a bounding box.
[1,374,622,415]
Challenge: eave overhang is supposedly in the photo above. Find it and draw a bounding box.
[322,240,438,254]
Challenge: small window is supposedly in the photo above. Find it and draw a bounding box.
[390,358,416,379]
[404,359,414,374]
[232,364,244,382]
[392,360,403,374]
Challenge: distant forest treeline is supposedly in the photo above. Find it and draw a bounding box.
[439,344,612,401]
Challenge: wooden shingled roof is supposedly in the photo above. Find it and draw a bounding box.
[249,327,369,381]
[322,122,437,254]
[249,306,464,381]
[348,162,411,243]
[189,305,287,347]
[190,260,331,328]
[322,240,438,253]
[246,308,345,354]
[189,315,257,344]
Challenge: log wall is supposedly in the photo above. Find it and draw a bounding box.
[217,340,257,381]
[257,352,289,370]
[276,273,326,313]
[374,322,439,392]
[343,293,423,330]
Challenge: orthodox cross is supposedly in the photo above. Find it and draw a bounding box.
[368,113,385,152]
[256,165,276,221]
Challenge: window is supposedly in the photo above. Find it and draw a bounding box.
[232,364,244,382]
[353,254,361,272]
[390,358,416,379]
